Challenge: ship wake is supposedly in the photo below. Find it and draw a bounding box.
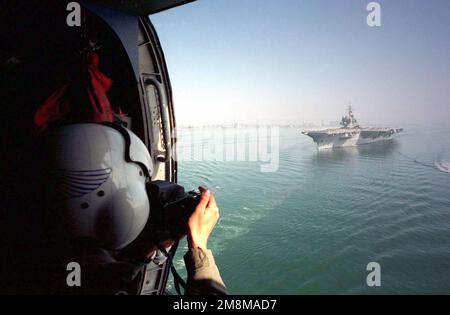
[398,151,450,175]
[435,150,450,174]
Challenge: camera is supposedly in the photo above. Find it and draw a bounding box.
[118,180,201,261]
[145,180,201,242]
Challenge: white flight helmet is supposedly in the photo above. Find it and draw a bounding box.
[44,123,153,250]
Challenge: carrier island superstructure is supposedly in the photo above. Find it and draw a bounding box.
[302,107,403,149]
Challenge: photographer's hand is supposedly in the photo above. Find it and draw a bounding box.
[187,187,220,250]
[184,187,226,294]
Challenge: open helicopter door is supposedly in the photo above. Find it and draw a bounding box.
[0,0,195,295]
[84,0,199,183]
[82,0,198,295]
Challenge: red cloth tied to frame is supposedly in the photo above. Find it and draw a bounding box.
[34,51,119,134]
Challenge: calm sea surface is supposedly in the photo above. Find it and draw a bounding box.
[171,126,450,294]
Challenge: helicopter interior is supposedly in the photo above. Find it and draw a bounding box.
[0,0,189,295]
[0,2,143,240]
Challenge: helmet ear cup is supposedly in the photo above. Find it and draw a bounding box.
[95,171,149,250]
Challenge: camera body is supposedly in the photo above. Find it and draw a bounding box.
[145,180,201,242]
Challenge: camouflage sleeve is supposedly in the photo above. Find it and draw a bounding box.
[183,247,227,295]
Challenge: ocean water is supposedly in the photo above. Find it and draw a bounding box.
[171,126,450,294]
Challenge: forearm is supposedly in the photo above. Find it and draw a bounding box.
[184,247,227,295]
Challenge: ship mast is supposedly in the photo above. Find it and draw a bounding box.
[340,104,359,128]
[349,105,358,128]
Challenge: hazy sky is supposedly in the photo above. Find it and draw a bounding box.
[151,0,450,126]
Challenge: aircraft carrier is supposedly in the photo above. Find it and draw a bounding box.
[302,107,403,150]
